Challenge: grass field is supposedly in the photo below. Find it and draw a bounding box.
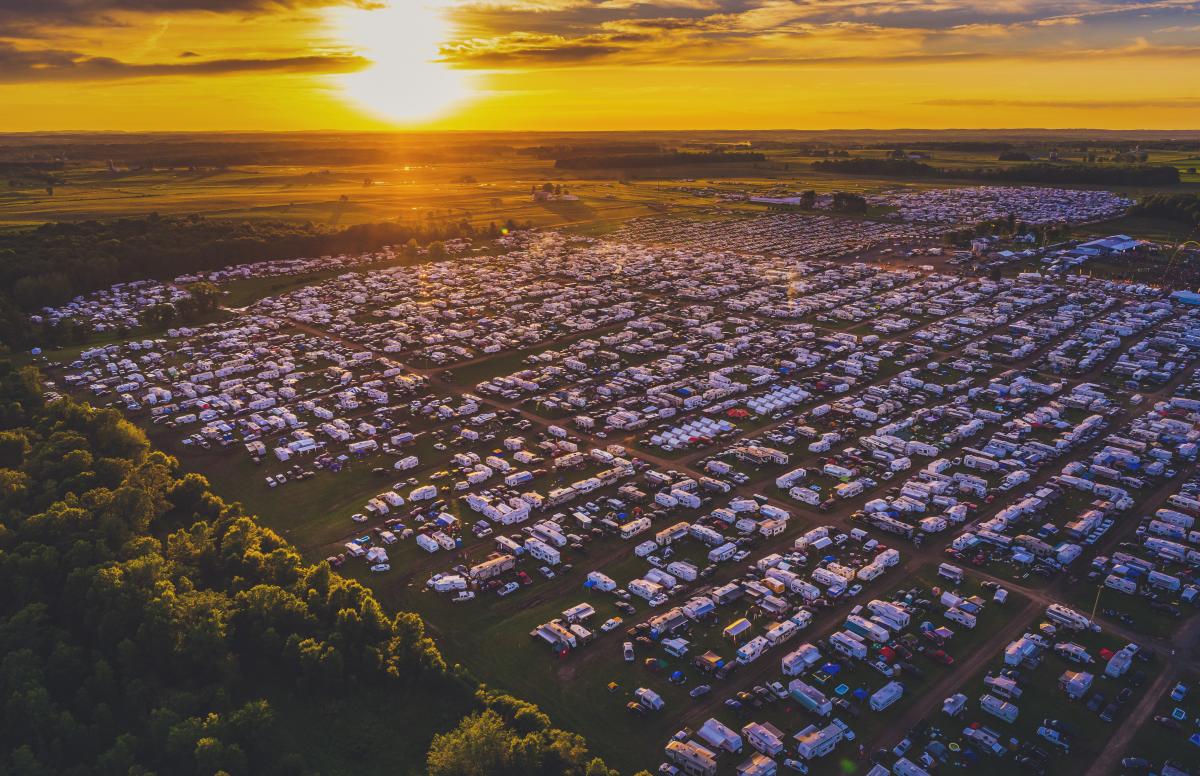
[6,142,1195,237]
[1073,214,1200,244]
[0,160,692,232]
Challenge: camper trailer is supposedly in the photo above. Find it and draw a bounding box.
[736,636,769,665]
[870,681,904,712]
[980,694,1019,723]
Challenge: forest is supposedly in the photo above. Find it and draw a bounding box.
[1130,193,1200,227]
[811,158,1182,185]
[0,215,481,311]
[0,215,503,350]
[553,151,767,170]
[0,362,625,776]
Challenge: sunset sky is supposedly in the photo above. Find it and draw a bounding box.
[1,0,1198,131]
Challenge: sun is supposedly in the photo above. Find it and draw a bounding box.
[329,1,471,124]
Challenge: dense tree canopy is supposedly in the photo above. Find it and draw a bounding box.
[0,362,617,776]
[0,215,500,350]
[0,215,474,314]
[554,151,765,170]
[1131,193,1200,227]
[427,689,617,776]
[811,158,1181,185]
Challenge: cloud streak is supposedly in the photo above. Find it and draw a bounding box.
[0,0,376,21]
[0,42,366,82]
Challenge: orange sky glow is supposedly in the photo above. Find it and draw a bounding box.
[0,0,1197,131]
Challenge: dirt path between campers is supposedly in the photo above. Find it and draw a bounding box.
[1091,615,1200,775]
[1091,668,1177,773]
[865,597,1040,748]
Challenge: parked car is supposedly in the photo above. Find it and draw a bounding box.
[1153,715,1181,731]
[928,649,954,665]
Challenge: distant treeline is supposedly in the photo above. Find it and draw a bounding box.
[1130,194,1200,227]
[1055,140,1200,152]
[811,158,1181,185]
[0,215,501,350]
[864,141,1014,152]
[0,139,517,168]
[518,143,661,160]
[0,215,475,310]
[554,151,767,170]
[813,158,936,178]
[0,161,63,173]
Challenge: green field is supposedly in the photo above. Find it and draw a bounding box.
[7,134,1195,239]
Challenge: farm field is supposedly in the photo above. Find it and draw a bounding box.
[6,132,1197,237]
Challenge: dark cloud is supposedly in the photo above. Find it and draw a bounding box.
[0,42,366,82]
[442,42,625,66]
[0,0,376,27]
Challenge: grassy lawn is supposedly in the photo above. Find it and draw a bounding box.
[1072,214,1198,244]
[1060,578,1196,639]
[220,268,354,309]
[270,678,477,776]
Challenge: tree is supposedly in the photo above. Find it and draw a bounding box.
[830,192,868,214]
[427,710,512,776]
[187,282,221,315]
